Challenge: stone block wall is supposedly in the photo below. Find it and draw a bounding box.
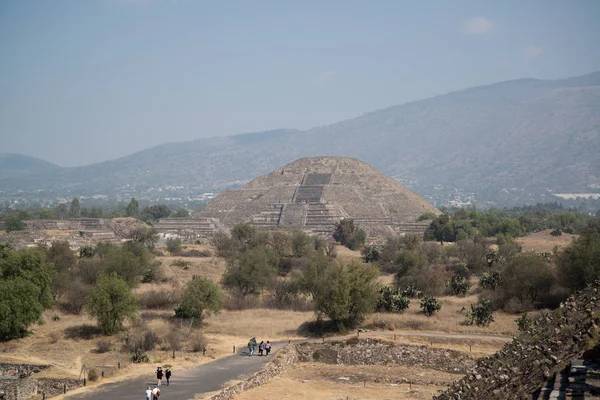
[0,378,37,400]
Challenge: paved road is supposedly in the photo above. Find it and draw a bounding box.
[63,330,511,400]
[65,345,281,400]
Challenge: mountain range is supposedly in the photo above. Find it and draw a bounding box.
[2,72,599,202]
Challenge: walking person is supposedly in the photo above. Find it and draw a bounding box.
[146,386,152,400]
[165,368,171,386]
[156,367,163,386]
[258,341,265,356]
[152,385,160,400]
[265,341,271,356]
[248,338,255,356]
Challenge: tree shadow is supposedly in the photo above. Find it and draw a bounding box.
[64,324,102,340]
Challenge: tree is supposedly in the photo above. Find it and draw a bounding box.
[377,286,410,312]
[5,215,25,232]
[166,238,182,256]
[96,242,152,287]
[446,274,471,296]
[45,241,77,301]
[497,253,557,309]
[174,208,189,218]
[221,246,278,296]
[174,277,222,323]
[420,296,441,316]
[1,246,54,308]
[480,270,502,291]
[127,226,159,250]
[515,313,534,333]
[0,278,43,341]
[300,256,379,330]
[69,198,81,218]
[125,198,139,217]
[86,273,138,335]
[333,219,367,250]
[558,231,600,291]
[55,203,68,219]
[291,230,313,258]
[142,205,171,221]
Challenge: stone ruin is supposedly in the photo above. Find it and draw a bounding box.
[435,281,600,399]
[0,363,81,400]
[2,218,143,249]
[197,156,439,238]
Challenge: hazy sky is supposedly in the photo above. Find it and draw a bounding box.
[1,0,599,167]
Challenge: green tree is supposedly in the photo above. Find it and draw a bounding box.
[301,256,379,330]
[5,215,25,232]
[127,226,159,250]
[221,246,278,296]
[142,205,171,221]
[86,273,138,335]
[1,246,54,308]
[55,203,68,219]
[333,219,367,250]
[0,278,43,341]
[498,253,557,309]
[558,231,600,291]
[166,238,183,256]
[69,198,81,218]
[174,277,222,323]
[125,198,139,217]
[96,242,152,287]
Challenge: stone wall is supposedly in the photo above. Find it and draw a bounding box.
[295,338,476,373]
[0,377,37,400]
[36,378,82,397]
[207,345,300,400]
[435,281,600,399]
[0,363,51,379]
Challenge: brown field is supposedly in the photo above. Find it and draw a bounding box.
[516,229,578,253]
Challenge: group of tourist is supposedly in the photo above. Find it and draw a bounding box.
[247,337,271,356]
[145,367,172,399]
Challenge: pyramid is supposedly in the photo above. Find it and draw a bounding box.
[197,156,440,237]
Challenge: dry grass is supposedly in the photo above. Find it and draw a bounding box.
[516,229,578,253]
[228,362,455,400]
[366,295,518,336]
[157,253,227,285]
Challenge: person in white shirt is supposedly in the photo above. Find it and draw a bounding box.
[145,386,152,400]
[152,386,160,399]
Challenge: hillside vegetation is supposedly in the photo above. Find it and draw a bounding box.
[1,72,599,200]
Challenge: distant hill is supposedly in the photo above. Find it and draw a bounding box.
[1,72,599,201]
[0,154,60,180]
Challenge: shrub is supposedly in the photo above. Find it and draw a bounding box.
[165,329,183,353]
[122,328,160,353]
[420,296,441,317]
[516,313,534,333]
[175,277,222,323]
[377,286,410,312]
[87,368,99,382]
[400,284,423,299]
[291,231,313,258]
[48,332,60,344]
[189,332,207,353]
[96,339,112,353]
[269,278,301,309]
[52,314,61,322]
[166,238,183,256]
[139,289,178,310]
[550,228,562,236]
[363,246,380,263]
[466,299,494,326]
[141,261,163,283]
[86,273,139,335]
[480,271,502,291]
[131,348,149,363]
[558,231,600,291]
[446,274,471,296]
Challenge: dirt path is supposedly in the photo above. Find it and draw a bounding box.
[61,330,510,400]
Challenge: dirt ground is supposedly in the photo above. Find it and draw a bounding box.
[232,363,459,400]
